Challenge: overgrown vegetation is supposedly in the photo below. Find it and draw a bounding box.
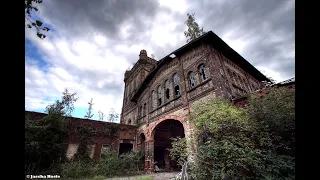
[168,137,188,167]
[26,89,142,178]
[25,89,78,174]
[61,150,144,178]
[169,87,295,180]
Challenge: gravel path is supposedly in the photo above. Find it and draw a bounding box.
[105,172,179,180]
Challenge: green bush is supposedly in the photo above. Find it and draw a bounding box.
[60,149,145,179]
[94,149,123,177]
[187,88,295,180]
[61,158,95,179]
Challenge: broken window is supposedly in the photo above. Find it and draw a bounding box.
[139,106,142,118]
[173,73,180,97]
[143,103,146,116]
[199,64,207,82]
[188,71,196,89]
[158,86,162,106]
[165,79,170,103]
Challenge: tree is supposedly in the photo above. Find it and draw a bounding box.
[25,89,78,174]
[25,0,50,39]
[98,110,105,121]
[84,98,94,119]
[184,13,206,43]
[106,108,119,123]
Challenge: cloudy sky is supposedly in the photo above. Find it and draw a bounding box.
[25,0,295,122]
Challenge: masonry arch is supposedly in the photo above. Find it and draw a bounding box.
[151,118,185,171]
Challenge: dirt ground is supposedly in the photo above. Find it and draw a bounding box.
[105,172,179,180]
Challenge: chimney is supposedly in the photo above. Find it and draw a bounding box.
[139,49,148,60]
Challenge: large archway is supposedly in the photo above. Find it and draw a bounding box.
[153,119,185,171]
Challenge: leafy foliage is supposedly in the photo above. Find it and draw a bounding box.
[25,0,50,39]
[84,98,94,119]
[189,99,256,179]
[62,150,145,178]
[107,108,120,122]
[25,89,78,174]
[168,137,188,167]
[247,87,295,179]
[184,13,206,43]
[73,125,96,159]
[98,110,105,120]
[187,88,295,180]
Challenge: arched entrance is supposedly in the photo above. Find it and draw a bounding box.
[153,119,185,171]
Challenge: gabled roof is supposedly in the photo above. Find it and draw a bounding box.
[131,31,269,102]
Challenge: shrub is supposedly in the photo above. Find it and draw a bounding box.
[189,98,256,179]
[188,89,295,180]
[61,158,95,179]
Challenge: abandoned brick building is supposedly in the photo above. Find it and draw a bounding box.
[25,31,294,172]
[120,31,272,171]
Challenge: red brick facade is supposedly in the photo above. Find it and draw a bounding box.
[120,31,271,171]
[232,77,295,108]
[25,111,136,161]
[26,31,293,172]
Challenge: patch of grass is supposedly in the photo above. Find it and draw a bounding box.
[93,175,106,180]
[136,176,153,180]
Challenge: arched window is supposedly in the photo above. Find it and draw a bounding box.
[151,90,154,110]
[173,73,180,97]
[143,103,146,116]
[165,79,170,103]
[227,69,231,78]
[138,105,142,118]
[158,86,162,106]
[188,71,196,89]
[199,64,207,82]
[128,119,132,125]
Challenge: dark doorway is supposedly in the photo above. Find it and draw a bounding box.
[139,133,146,151]
[154,119,185,171]
[119,143,133,155]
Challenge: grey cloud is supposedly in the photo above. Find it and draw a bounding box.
[35,0,294,82]
[185,0,295,81]
[38,0,160,41]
